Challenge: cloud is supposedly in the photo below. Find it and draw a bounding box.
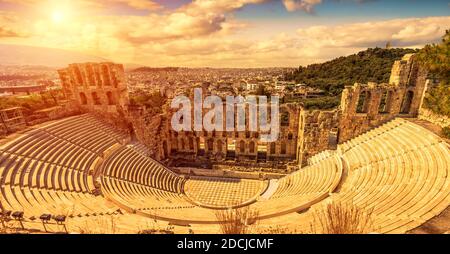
[0,11,26,38]
[111,0,161,10]
[0,27,20,37]
[115,0,269,44]
[0,1,447,67]
[282,0,322,13]
[181,0,268,14]
[281,0,378,13]
[297,16,450,48]
[0,0,161,10]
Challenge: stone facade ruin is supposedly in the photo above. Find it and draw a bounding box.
[297,110,340,166]
[57,53,431,171]
[161,101,301,169]
[58,63,129,114]
[338,54,428,142]
[57,62,132,134]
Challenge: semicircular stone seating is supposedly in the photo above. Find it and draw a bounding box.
[0,114,128,222]
[335,118,450,233]
[250,154,343,218]
[1,115,449,233]
[100,143,343,223]
[269,118,450,234]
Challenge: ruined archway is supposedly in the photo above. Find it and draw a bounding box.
[400,91,414,114]
[79,92,88,105]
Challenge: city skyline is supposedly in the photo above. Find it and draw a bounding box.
[0,0,449,67]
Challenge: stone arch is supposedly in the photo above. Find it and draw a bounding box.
[270,142,276,154]
[356,90,371,113]
[281,142,287,155]
[401,90,414,114]
[217,139,223,153]
[79,92,88,105]
[280,110,290,127]
[91,92,101,105]
[106,91,115,105]
[249,141,255,154]
[378,90,393,114]
[240,140,246,153]
[207,139,214,152]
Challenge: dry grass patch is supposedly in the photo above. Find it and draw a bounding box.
[311,201,376,234]
[215,207,260,234]
[75,216,118,234]
[254,225,298,234]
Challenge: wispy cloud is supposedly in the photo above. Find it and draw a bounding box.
[282,0,322,13]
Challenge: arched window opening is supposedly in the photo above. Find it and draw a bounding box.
[356,90,371,113]
[400,91,414,114]
[281,111,290,127]
[270,143,276,154]
[106,91,115,105]
[249,141,255,153]
[92,92,101,105]
[378,91,392,114]
[240,140,246,153]
[281,142,287,155]
[79,92,88,105]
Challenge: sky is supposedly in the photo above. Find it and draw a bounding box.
[0,0,449,67]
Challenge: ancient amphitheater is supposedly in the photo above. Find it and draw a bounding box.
[0,54,449,234]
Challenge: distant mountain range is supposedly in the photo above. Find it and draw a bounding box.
[0,44,110,68]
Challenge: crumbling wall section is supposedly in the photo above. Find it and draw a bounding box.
[298,109,340,166]
[338,54,428,143]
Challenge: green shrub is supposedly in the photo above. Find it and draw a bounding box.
[442,126,450,139]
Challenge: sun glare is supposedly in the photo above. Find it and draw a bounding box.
[51,10,64,23]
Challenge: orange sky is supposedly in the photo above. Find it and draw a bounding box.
[0,0,449,67]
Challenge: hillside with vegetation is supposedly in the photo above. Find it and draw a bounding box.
[0,90,64,116]
[285,47,418,109]
[417,30,450,138]
[417,30,450,117]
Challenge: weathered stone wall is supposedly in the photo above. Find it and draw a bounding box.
[58,62,134,150]
[126,105,167,160]
[298,109,340,166]
[164,102,301,166]
[56,53,434,171]
[338,54,428,143]
[58,62,129,115]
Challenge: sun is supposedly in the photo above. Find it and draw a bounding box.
[51,10,64,23]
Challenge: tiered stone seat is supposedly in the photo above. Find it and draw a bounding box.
[184,177,267,208]
[0,114,128,220]
[82,114,129,143]
[100,145,194,214]
[251,154,343,218]
[329,118,450,233]
[1,114,449,233]
[307,150,334,166]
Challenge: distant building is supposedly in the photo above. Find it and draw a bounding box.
[0,83,49,95]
